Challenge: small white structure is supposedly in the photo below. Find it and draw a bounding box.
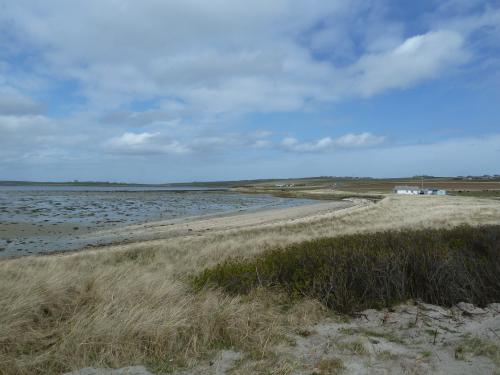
[424,189,447,196]
[394,186,447,195]
[394,186,421,195]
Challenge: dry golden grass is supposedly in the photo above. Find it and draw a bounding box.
[1,195,500,374]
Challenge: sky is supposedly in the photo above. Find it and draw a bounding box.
[0,0,499,183]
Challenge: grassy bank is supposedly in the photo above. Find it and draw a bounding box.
[194,225,500,314]
[231,187,384,201]
[269,190,384,201]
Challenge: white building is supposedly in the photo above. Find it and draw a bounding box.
[394,186,421,195]
[394,186,447,195]
[423,188,447,195]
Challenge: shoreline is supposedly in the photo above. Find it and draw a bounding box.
[0,189,329,258]
[1,198,360,260]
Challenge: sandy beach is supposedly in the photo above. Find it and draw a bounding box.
[68,199,357,253]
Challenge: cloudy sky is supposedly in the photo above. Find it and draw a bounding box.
[1,0,499,182]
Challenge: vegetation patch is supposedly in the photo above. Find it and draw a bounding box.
[452,190,500,199]
[194,225,500,314]
[336,340,367,355]
[339,328,404,345]
[270,190,383,201]
[455,335,500,364]
[314,357,345,375]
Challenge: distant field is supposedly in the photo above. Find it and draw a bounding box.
[450,189,500,198]
[2,177,499,194]
[232,177,500,199]
[335,179,500,193]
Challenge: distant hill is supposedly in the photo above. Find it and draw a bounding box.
[0,181,150,187]
[1,175,498,188]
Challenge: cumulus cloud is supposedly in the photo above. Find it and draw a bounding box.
[104,131,386,156]
[107,132,190,155]
[0,1,474,115]
[281,133,385,153]
[349,30,468,96]
[105,129,277,156]
[335,133,386,147]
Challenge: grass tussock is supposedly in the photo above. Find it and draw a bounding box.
[0,269,326,375]
[455,335,500,364]
[194,225,500,313]
[315,357,345,374]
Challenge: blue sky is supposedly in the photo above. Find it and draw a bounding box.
[0,0,499,183]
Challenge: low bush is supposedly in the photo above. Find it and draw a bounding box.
[193,225,500,313]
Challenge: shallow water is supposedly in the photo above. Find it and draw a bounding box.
[0,186,317,257]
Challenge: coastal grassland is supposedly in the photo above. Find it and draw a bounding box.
[451,189,500,199]
[231,186,385,201]
[194,225,500,313]
[1,195,500,374]
[234,177,500,195]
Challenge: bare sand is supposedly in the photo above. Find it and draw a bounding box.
[66,301,500,375]
[76,199,357,247]
[177,302,500,375]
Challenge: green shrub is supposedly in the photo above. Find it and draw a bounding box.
[193,225,500,313]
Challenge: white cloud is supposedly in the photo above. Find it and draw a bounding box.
[105,128,277,156]
[101,109,179,128]
[109,132,158,148]
[350,30,468,96]
[0,1,474,116]
[107,132,190,155]
[0,1,497,180]
[334,133,386,147]
[281,132,385,153]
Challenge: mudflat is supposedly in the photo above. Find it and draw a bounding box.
[0,187,320,257]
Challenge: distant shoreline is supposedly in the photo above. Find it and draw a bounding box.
[0,184,229,192]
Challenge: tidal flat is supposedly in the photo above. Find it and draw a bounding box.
[0,186,318,257]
